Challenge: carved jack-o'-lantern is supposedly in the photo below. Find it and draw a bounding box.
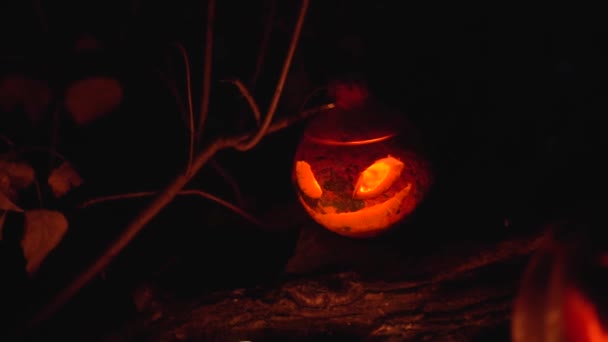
[293,82,432,238]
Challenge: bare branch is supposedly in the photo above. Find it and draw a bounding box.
[26,102,332,330]
[26,0,315,333]
[174,42,196,173]
[236,0,310,151]
[152,65,189,126]
[78,190,269,229]
[220,79,262,126]
[266,103,334,135]
[251,0,278,88]
[195,0,216,144]
[33,178,43,208]
[209,159,245,207]
[78,192,154,208]
[297,85,329,114]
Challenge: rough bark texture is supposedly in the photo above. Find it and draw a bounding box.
[107,220,546,342]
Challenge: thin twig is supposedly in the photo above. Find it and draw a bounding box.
[220,79,262,126]
[236,0,310,151]
[78,189,266,228]
[153,64,189,126]
[26,102,331,330]
[28,141,222,330]
[210,159,245,207]
[174,42,196,173]
[251,0,278,88]
[144,58,192,169]
[265,103,334,134]
[33,178,43,208]
[297,86,329,114]
[27,0,313,332]
[78,192,155,208]
[196,0,216,143]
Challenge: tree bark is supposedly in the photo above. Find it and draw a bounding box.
[109,224,546,342]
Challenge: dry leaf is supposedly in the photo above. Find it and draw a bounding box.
[22,209,68,276]
[0,74,52,123]
[0,190,23,212]
[48,162,84,198]
[0,159,36,201]
[65,77,123,126]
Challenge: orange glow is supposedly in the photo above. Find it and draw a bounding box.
[329,81,369,109]
[563,286,608,342]
[298,184,412,237]
[295,161,322,199]
[304,133,396,146]
[353,156,404,199]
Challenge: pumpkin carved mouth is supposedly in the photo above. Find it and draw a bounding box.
[295,156,416,237]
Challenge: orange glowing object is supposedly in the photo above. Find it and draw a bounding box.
[295,161,323,199]
[293,81,431,238]
[512,233,608,342]
[563,285,608,342]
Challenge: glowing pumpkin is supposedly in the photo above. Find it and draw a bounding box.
[293,81,432,238]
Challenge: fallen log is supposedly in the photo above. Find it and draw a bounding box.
[109,223,545,342]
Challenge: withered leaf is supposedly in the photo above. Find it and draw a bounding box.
[65,77,123,126]
[22,209,68,276]
[0,159,36,201]
[48,161,84,198]
[0,190,23,212]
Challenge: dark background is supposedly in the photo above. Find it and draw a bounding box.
[1,1,607,340]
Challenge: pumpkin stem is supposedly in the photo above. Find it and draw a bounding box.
[328,79,369,109]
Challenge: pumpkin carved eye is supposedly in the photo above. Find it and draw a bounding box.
[353,155,404,199]
[295,161,323,199]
